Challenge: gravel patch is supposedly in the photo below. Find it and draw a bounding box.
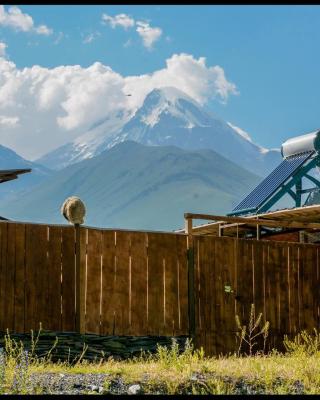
[10,372,306,395]
[27,373,108,395]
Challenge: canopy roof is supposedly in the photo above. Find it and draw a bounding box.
[179,204,320,237]
[0,169,31,184]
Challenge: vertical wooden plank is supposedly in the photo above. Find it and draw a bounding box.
[215,237,226,356]
[130,231,148,336]
[76,226,86,334]
[85,228,102,334]
[14,224,26,333]
[233,238,239,347]
[101,230,116,335]
[288,243,300,335]
[163,234,179,336]
[234,238,244,351]
[35,224,48,331]
[0,223,3,332]
[147,232,165,336]
[177,234,189,336]
[198,236,209,355]
[252,240,264,316]
[193,236,201,351]
[25,224,34,333]
[114,230,130,335]
[221,237,237,355]
[236,239,254,351]
[273,243,282,349]
[40,226,50,331]
[196,236,207,355]
[301,244,317,332]
[0,223,7,332]
[5,223,15,332]
[47,226,62,331]
[279,243,290,348]
[61,226,76,332]
[314,246,320,331]
[297,245,303,333]
[265,242,277,350]
[25,224,48,332]
[203,237,216,356]
[252,240,267,351]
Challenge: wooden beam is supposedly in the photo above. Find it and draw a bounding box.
[184,212,320,230]
[256,225,260,240]
[184,217,193,235]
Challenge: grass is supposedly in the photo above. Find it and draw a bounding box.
[0,330,320,394]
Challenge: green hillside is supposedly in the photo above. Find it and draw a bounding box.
[0,141,261,231]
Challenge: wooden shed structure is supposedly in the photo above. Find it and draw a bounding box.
[179,204,320,244]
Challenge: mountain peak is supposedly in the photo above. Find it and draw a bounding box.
[138,86,201,129]
[146,86,197,105]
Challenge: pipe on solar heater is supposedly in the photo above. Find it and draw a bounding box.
[281,130,320,159]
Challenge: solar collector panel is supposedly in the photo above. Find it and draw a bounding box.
[232,151,314,213]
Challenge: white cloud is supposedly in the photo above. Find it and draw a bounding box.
[102,13,135,29]
[0,53,237,159]
[101,13,163,49]
[136,21,162,49]
[83,31,100,44]
[124,53,238,106]
[123,38,132,48]
[0,41,6,57]
[35,24,52,36]
[0,115,19,126]
[0,5,52,35]
[54,31,64,45]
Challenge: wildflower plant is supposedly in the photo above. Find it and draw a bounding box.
[235,303,270,356]
[283,328,320,356]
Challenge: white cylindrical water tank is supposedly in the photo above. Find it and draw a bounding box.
[281,130,320,159]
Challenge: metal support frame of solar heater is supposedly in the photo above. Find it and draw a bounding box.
[258,156,320,213]
[257,155,320,214]
[230,155,320,216]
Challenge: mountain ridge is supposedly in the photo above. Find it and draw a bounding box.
[2,140,261,230]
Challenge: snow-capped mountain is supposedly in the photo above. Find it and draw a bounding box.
[37,86,281,176]
[37,110,131,170]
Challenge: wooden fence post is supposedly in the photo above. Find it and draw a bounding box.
[75,224,85,333]
[185,216,196,340]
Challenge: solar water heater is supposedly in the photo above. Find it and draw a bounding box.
[229,130,320,216]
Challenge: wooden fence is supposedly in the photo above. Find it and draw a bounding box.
[0,222,189,337]
[0,221,319,356]
[194,236,320,355]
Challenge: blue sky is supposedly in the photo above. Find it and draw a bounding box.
[0,4,320,158]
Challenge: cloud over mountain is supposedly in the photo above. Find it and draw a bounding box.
[0,53,238,159]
